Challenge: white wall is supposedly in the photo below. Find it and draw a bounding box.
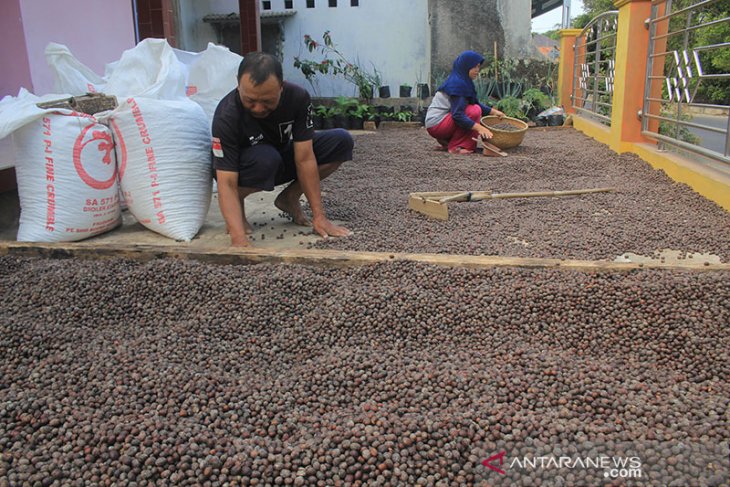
[177,0,239,53]
[19,0,136,96]
[498,0,537,59]
[279,0,430,97]
[1,0,136,171]
[176,0,430,97]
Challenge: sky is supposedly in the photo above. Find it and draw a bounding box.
[531,0,585,33]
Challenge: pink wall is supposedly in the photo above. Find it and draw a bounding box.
[19,0,137,95]
[0,0,33,97]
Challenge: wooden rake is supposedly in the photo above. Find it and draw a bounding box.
[408,188,616,220]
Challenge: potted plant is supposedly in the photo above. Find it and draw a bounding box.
[349,102,372,130]
[399,84,412,98]
[332,96,357,128]
[313,104,330,130]
[293,32,379,103]
[416,83,430,100]
[521,88,552,122]
[318,105,338,129]
[394,109,413,122]
[371,68,389,99]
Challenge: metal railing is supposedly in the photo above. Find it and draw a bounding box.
[571,11,619,125]
[642,0,730,164]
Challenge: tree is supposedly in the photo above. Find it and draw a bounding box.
[573,0,615,28]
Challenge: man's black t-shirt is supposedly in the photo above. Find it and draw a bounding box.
[211,81,315,172]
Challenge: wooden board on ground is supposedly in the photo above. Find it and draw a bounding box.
[2,241,729,273]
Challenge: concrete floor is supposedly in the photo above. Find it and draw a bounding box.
[0,131,378,251]
[0,186,332,251]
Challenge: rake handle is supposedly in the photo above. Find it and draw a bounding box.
[437,188,615,204]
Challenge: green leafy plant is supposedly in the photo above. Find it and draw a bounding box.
[475,76,498,104]
[521,88,552,114]
[351,102,374,120]
[332,96,358,116]
[495,96,528,120]
[314,104,335,118]
[394,110,413,122]
[293,31,379,101]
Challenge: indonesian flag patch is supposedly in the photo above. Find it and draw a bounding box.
[212,137,224,157]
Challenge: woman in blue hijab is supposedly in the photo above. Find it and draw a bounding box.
[425,50,504,154]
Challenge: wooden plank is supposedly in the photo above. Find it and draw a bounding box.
[1,241,729,273]
[408,195,448,220]
[472,137,508,157]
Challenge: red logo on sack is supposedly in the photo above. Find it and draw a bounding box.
[73,122,117,190]
[186,85,198,96]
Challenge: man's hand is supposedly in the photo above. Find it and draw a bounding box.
[230,234,252,248]
[490,108,506,119]
[312,215,352,239]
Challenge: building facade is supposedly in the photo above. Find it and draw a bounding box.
[175,0,534,98]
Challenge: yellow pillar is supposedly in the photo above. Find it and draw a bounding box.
[610,0,653,151]
[558,29,583,114]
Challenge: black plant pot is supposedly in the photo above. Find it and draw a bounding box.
[350,117,364,130]
[333,114,348,129]
[378,86,390,98]
[399,86,412,98]
[322,117,336,130]
[416,83,430,99]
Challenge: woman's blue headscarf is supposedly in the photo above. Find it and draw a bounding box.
[436,50,485,99]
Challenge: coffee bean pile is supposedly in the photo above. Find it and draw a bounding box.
[315,128,730,262]
[1,256,728,485]
[488,123,523,132]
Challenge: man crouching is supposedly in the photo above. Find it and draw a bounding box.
[212,52,353,247]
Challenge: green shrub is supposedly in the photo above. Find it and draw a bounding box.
[495,96,528,120]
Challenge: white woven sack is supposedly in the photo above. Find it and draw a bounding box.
[104,39,186,100]
[107,97,212,241]
[12,112,121,242]
[45,38,186,100]
[0,89,121,242]
[173,43,242,123]
[45,43,108,95]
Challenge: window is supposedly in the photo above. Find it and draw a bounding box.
[262,1,271,10]
[329,0,337,6]
[306,0,315,7]
[285,0,293,7]
[351,0,358,5]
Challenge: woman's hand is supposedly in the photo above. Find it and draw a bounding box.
[490,108,506,119]
[474,123,494,140]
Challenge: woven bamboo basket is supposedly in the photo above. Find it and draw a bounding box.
[480,115,528,149]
